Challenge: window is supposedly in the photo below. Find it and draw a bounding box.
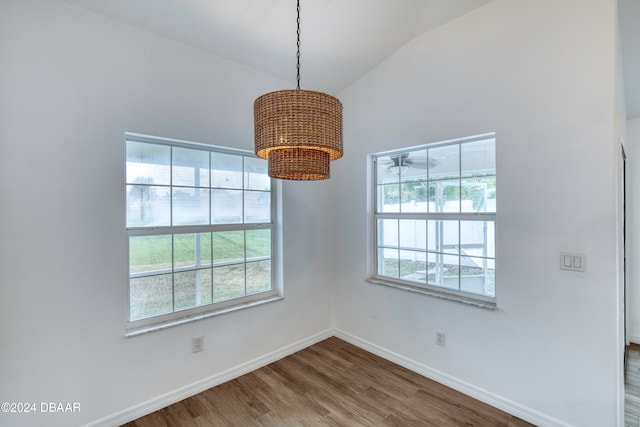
[370,134,496,306]
[125,134,280,334]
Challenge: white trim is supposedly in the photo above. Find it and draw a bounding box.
[370,134,497,307]
[373,132,496,158]
[629,333,640,345]
[86,328,574,427]
[83,329,333,427]
[333,329,574,427]
[125,134,281,333]
[125,294,283,337]
[367,277,496,309]
[125,132,256,156]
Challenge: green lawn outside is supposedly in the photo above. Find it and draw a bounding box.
[129,230,272,321]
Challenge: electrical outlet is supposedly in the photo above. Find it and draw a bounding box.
[436,331,446,347]
[192,336,204,353]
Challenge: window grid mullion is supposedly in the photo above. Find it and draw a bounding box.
[457,220,461,292]
[127,223,272,236]
[376,158,380,277]
[126,136,276,327]
[242,157,247,296]
[209,152,214,304]
[371,135,496,303]
[170,147,176,313]
[456,140,462,293]
[210,231,215,301]
[396,218,400,279]
[458,142,462,214]
[171,234,176,313]
[244,230,248,296]
[242,156,245,224]
[374,212,495,221]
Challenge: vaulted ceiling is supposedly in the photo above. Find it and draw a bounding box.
[64,0,640,118]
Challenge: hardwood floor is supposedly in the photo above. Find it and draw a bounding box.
[122,337,535,426]
[626,344,640,426]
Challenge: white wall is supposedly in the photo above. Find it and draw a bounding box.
[0,1,334,426]
[331,0,621,426]
[0,0,624,426]
[628,118,640,343]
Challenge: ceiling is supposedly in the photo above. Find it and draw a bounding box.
[62,0,493,94]
[64,0,640,118]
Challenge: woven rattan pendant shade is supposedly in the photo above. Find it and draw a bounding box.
[253,0,343,181]
[254,89,343,180]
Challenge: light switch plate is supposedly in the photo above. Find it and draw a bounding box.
[560,252,585,272]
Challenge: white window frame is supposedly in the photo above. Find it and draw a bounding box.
[368,133,496,309]
[125,133,282,336]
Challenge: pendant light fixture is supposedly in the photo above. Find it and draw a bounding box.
[254,0,343,180]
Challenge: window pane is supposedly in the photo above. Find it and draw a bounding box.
[399,220,426,250]
[213,230,244,263]
[247,260,271,294]
[431,179,460,212]
[428,220,459,254]
[460,221,495,259]
[129,274,173,321]
[174,233,212,269]
[172,187,209,225]
[173,147,209,187]
[378,184,400,213]
[129,235,172,274]
[126,185,171,227]
[126,141,170,185]
[174,269,213,310]
[212,189,242,224]
[378,247,399,278]
[372,136,495,302]
[461,177,495,213]
[460,257,494,297]
[487,221,495,258]
[246,229,271,259]
[376,155,401,185]
[198,232,213,265]
[429,253,459,290]
[441,255,460,290]
[244,157,270,191]
[213,265,245,302]
[400,181,429,212]
[461,138,495,177]
[199,268,214,303]
[378,219,398,247]
[399,250,426,284]
[127,138,276,324]
[429,144,459,180]
[400,150,428,182]
[211,152,243,189]
[245,191,271,223]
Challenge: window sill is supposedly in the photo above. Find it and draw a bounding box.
[366,277,496,310]
[125,294,284,337]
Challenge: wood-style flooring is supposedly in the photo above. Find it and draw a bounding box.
[626,344,640,426]
[122,337,535,426]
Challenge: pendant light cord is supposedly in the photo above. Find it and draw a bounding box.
[296,0,301,90]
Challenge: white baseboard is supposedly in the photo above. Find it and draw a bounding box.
[84,329,333,427]
[333,329,573,427]
[629,333,640,345]
[87,328,571,427]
